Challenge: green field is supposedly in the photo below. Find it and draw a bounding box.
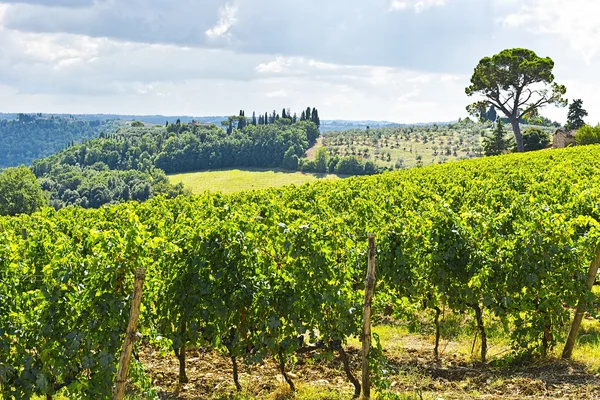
[169,168,342,194]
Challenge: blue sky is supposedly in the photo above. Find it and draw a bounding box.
[0,0,598,123]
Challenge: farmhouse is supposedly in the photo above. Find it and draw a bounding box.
[552,129,577,148]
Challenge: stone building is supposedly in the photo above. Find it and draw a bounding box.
[552,129,577,148]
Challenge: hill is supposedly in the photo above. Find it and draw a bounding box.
[0,114,120,168]
[27,115,319,209]
[321,120,556,169]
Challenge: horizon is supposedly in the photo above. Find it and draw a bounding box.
[0,1,599,124]
[0,111,460,126]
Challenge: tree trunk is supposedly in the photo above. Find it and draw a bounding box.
[562,247,600,359]
[510,118,525,152]
[433,306,442,361]
[231,355,241,391]
[332,341,361,398]
[542,318,552,357]
[176,317,188,384]
[278,350,295,393]
[471,304,487,363]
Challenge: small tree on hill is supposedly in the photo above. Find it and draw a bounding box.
[486,105,497,122]
[315,147,329,173]
[483,121,508,156]
[0,166,47,216]
[565,99,588,131]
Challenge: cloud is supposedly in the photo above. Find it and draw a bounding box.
[504,0,600,63]
[206,2,238,39]
[0,0,499,73]
[265,90,288,98]
[0,0,94,7]
[0,28,269,96]
[389,0,447,13]
[0,0,598,124]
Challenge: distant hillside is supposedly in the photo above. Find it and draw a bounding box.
[0,113,226,126]
[0,112,443,133]
[0,114,120,168]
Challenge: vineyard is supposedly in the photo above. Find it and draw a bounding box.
[2,145,600,399]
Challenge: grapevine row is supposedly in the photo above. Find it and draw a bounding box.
[1,145,600,398]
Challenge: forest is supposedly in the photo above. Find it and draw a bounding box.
[0,108,322,210]
[0,114,118,168]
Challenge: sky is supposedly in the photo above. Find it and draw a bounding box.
[0,0,599,123]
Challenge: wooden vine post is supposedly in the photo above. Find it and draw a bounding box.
[113,268,146,400]
[562,247,600,359]
[361,234,376,400]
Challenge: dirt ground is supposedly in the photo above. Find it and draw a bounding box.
[135,335,600,400]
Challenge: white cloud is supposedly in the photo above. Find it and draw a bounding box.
[255,57,294,74]
[206,3,238,39]
[265,90,288,98]
[0,0,598,125]
[390,0,447,13]
[504,0,600,63]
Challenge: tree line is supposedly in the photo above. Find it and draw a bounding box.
[0,109,322,214]
[221,107,320,134]
[0,114,117,168]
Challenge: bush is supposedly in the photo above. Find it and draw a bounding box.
[522,127,550,151]
[300,159,317,173]
[575,124,600,145]
[334,156,363,175]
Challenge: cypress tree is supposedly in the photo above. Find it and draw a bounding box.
[311,108,320,127]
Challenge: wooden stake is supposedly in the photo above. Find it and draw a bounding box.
[362,234,376,400]
[562,247,600,359]
[113,268,146,400]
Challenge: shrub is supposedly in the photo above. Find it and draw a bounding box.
[522,127,550,151]
[575,124,600,145]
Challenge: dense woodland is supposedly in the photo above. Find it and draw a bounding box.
[4,108,318,210]
[0,114,118,167]
[32,118,319,175]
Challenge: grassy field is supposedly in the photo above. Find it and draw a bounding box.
[169,168,342,194]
